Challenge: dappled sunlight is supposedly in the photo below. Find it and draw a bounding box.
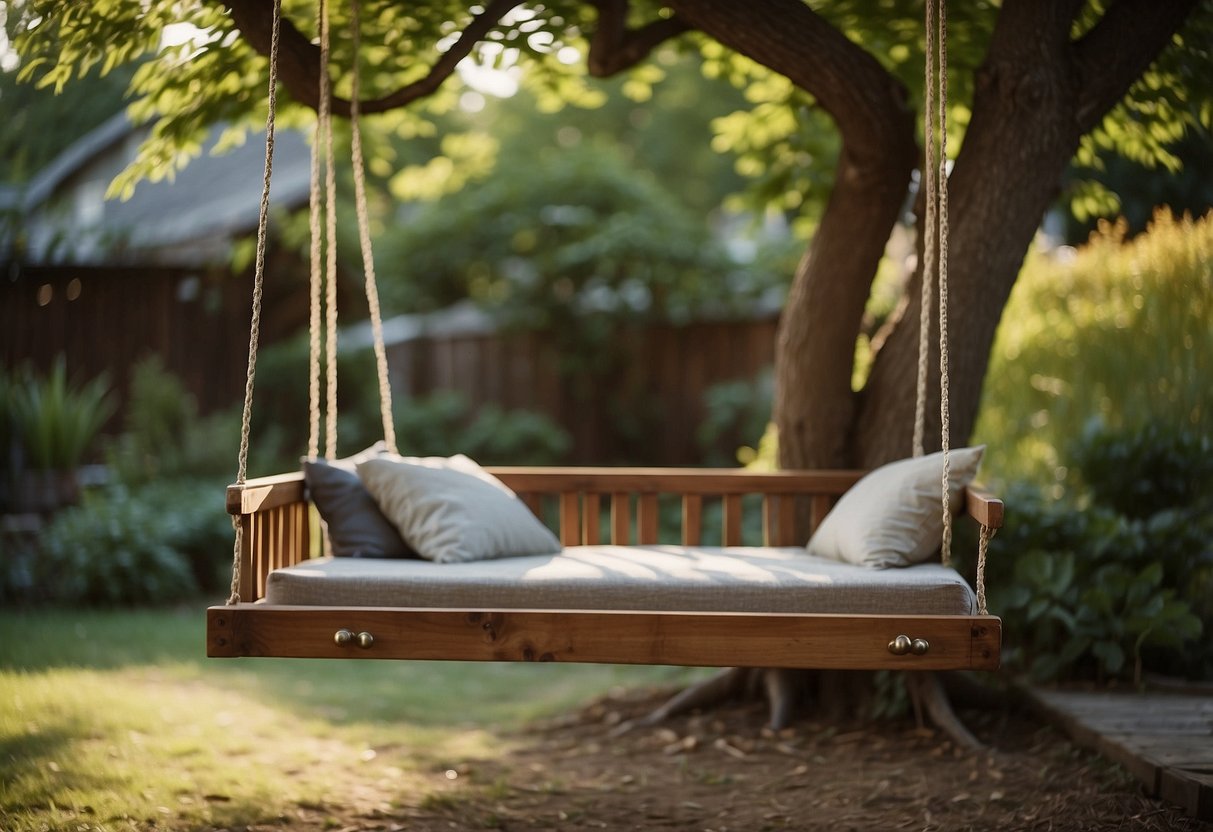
[0,607,709,830]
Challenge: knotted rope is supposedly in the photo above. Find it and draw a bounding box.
[228,0,282,605]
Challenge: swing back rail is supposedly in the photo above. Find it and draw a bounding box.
[224,467,1004,605]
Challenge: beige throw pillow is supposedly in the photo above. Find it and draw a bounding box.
[358,454,561,564]
[806,446,984,568]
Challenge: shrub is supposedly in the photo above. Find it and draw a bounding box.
[394,391,571,465]
[6,477,233,607]
[6,357,115,471]
[33,486,200,605]
[983,424,1210,683]
[696,372,773,466]
[974,209,1212,488]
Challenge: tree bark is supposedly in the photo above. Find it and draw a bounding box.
[666,0,918,471]
[856,0,1196,466]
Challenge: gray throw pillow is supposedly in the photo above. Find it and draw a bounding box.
[303,443,415,558]
[357,454,562,564]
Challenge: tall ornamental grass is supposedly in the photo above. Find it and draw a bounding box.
[975,209,1212,490]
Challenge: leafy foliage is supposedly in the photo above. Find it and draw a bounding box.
[9,1,1209,230]
[28,486,199,605]
[4,358,115,471]
[394,391,571,465]
[244,334,572,472]
[983,423,1211,683]
[696,371,773,466]
[975,209,1213,489]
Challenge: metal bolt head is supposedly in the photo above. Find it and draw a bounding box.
[334,629,354,646]
[911,638,930,655]
[889,634,912,655]
[356,631,374,649]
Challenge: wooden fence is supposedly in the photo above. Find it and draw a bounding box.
[388,315,778,464]
[2,263,778,464]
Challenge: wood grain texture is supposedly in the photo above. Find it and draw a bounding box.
[208,605,1001,671]
[583,493,601,545]
[964,487,1005,529]
[611,492,630,544]
[559,492,580,546]
[681,495,702,546]
[490,467,864,495]
[227,472,306,515]
[638,494,659,544]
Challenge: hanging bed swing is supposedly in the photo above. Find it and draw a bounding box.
[207,0,1002,673]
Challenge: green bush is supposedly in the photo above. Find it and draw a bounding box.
[984,424,1210,683]
[696,372,773,466]
[6,357,115,471]
[32,486,200,605]
[1071,422,1213,519]
[395,391,571,465]
[3,478,232,607]
[975,209,1212,488]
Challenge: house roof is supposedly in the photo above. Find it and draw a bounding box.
[18,112,312,266]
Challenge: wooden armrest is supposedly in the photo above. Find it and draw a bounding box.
[227,471,306,515]
[964,486,1003,530]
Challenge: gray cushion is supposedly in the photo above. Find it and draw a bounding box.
[264,545,977,615]
[303,443,414,558]
[357,454,561,564]
[807,446,985,568]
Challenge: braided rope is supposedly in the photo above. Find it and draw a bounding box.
[976,524,995,615]
[322,0,339,459]
[306,0,327,461]
[937,0,953,567]
[913,0,937,461]
[227,0,282,605]
[349,0,398,454]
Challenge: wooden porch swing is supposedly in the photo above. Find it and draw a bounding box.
[206,0,1002,673]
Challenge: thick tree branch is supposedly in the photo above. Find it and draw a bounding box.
[224,0,521,116]
[1071,0,1198,132]
[666,0,916,469]
[588,0,691,77]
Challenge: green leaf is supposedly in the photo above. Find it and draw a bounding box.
[1091,640,1126,674]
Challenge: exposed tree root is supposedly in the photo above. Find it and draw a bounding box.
[634,668,987,750]
[906,671,984,750]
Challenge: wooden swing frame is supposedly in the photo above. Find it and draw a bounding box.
[207,467,1002,669]
[206,0,1002,674]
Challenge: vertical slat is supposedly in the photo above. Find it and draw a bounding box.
[681,494,702,546]
[611,492,630,544]
[521,492,543,519]
[583,493,601,545]
[284,506,293,567]
[638,494,659,544]
[297,502,309,563]
[239,515,256,602]
[777,494,796,547]
[762,495,776,546]
[274,506,285,572]
[559,492,581,546]
[811,495,833,534]
[723,494,742,546]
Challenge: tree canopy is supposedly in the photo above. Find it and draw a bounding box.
[7,0,1212,469]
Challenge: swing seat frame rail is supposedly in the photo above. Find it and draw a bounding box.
[208,467,1002,670]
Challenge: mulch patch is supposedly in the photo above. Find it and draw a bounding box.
[229,686,1212,832]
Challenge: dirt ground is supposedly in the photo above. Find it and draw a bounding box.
[232,687,1212,832]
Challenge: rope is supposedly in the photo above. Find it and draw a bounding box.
[349,0,398,454]
[306,0,327,461]
[228,0,282,606]
[913,0,937,461]
[322,0,339,459]
[936,0,953,566]
[976,524,995,615]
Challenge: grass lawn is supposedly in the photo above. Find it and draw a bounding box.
[0,603,704,831]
